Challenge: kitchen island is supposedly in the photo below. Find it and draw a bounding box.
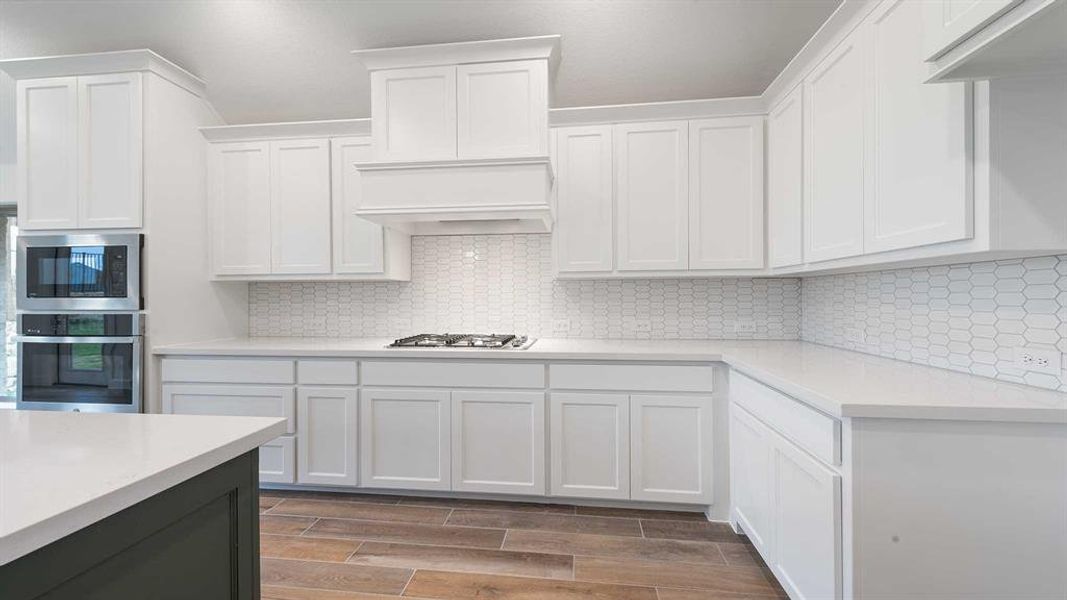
[0,410,287,600]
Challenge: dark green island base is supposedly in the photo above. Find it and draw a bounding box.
[1,451,261,600]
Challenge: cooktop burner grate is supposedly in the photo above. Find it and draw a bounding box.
[389,333,532,349]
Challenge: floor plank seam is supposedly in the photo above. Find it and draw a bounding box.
[296,517,319,536]
[638,518,646,538]
[343,539,366,563]
[500,528,509,550]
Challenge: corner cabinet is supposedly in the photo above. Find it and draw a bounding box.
[207,131,410,281]
[17,73,143,230]
[767,85,805,268]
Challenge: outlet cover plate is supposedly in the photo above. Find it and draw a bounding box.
[1013,347,1062,376]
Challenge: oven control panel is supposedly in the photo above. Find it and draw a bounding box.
[20,313,141,337]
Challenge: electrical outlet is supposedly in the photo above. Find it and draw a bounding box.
[1014,347,1063,376]
[635,320,652,334]
[553,319,571,334]
[732,320,757,335]
[844,328,866,345]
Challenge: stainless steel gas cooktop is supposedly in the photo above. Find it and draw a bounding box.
[389,333,535,349]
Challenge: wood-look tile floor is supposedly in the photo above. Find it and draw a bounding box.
[259,490,787,600]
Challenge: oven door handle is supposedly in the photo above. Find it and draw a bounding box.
[15,336,142,345]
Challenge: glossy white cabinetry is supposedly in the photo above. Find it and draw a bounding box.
[207,130,410,281]
[772,431,842,600]
[451,390,546,495]
[209,141,273,275]
[630,394,713,503]
[688,117,764,270]
[457,60,548,158]
[16,74,143,230]
[615,121,689,271]
[360,388,452,491]
[767,86,804,268]
[549,393,630,500]
[270,139,331,274]
[804,29,867,263]
[553,125,614,274]
[922,0,1022,60]
[371,66,457,161]
[866,0,972,253]
[297,387,359,486]
[77,73,143,229]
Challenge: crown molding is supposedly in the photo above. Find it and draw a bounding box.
[200,118,371,142]
[0,49,205,97]
[352,35,561,74]
[549,96,765,126]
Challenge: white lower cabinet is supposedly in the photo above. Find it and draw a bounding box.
[360,388,451,491]
[549,393,630,500]
[297,387,359,486]
[451,390,545,495]
[260,436,296,484]
[730,387,842,600]
[772,433,842,600]
[630,394,713,503]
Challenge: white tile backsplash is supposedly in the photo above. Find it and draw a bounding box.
[250,234,802,340]
[801,255,1067,392]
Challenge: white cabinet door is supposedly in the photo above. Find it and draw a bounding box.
[768,85,805,268]
[210,141,271,275]
[630,394,712,504]
[260,435,296,484]
[297,387,359,486]
[371,66,457,161]
[16,77,79,230]
[553,125,614,273]
[78,72,142,229]
[269,139,331,274]
[729,404,775,556]
[549,393,630,500]
[161,383,296,434]
[922,0,1023,60]
[615,121,689,271]
[360,389,451,491]
[772,432,843,600]
[331,136,385,274]
[804,30,867,263]
[866,0,972,254]
[688,116,765,270]
[451,390,545,495]
[457,60,548,158]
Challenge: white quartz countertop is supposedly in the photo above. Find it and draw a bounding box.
[153,338,1067,424]
[0,411,287,566]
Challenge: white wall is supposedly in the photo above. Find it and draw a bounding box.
[0,72,15,206]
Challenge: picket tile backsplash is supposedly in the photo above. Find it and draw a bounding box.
[250,234,802,340]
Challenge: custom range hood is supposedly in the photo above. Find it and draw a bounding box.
[352,36,560,235]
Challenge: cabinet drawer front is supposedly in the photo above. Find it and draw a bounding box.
[362,361,545,388]
[260,435,296,484]
[162,358,295,384]
[731,372,840,465]
[550,364,714,393]
[298,359,359,386]
[162,384,296,434]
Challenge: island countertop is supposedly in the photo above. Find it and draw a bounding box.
[0,411,287,566]
[153,338,1067,424]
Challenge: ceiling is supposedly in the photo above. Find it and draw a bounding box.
[0,0,841,124]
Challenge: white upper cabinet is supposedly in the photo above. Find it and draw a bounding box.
[331,137,385,274]
[210,141,271,275]
[553,125,614,274]
[371,66,457,161]
[767,86,805,269]
[866,0,973,254]
[16,74,142,230]
[16,77,79,230]
[269,139,331,274]
[78,73,143,229]
[922,0,1024,60]
[457,60,548,158]
[804,29,867,263]
[688,117,765,270]
[615,121,689,271]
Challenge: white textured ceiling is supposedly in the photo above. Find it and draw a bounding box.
[0,0,840,124]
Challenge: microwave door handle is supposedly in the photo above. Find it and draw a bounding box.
[14,336,140,345]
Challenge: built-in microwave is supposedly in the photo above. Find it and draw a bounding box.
[17,234,142,311]
[16,313,143,413]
